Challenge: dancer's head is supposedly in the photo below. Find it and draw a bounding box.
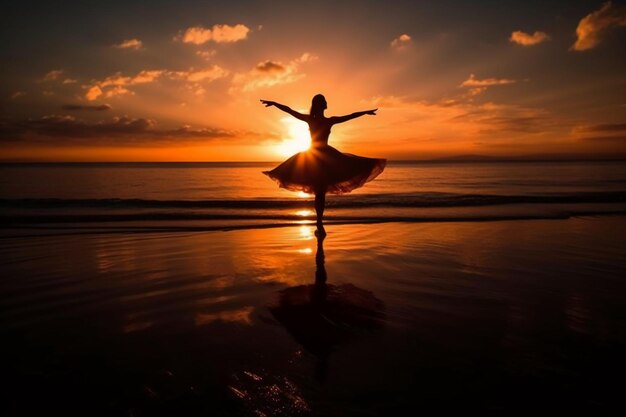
[310,94,327,118]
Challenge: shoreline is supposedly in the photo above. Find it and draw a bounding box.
[2,209,626,239]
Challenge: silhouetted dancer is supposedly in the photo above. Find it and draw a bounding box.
[261,95,386,236]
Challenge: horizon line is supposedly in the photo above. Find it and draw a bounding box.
[2,158,626,164]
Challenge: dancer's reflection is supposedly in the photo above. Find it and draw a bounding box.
[269,233,385,382]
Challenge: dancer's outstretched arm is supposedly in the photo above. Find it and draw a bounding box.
[330,109,377,124]
[260,100,308,122]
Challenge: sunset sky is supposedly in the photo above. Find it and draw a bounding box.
[1,0,625,161]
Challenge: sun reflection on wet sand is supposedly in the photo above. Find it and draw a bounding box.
[299,225,315,240]
[195,306,254,326]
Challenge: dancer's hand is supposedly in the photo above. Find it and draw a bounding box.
[260,99,276,107]
[365,108,377,115]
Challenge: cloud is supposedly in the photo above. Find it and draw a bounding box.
[62,104,112,111]
[255,61,286,73]
[85,67,228,100]
[103,85,133,99]
[231,53,317,92]
[85,84,133,101]
[390,34,412,49]
[85,86,103,101]
[98,70,165,88]
[572,1,626,51]
[574,123,626,133]
[509,30,549,46]
[196,49,216,60]
[574,123,626,142]
[390,33,411,49]
[457,112,549,134]
[364,95,555,137]
[167,65,228,82]
[580,135,626,142]
[62,78,77,84]
[177,24,250,44]
[114,38,143,50]
[42,70,63,81]
[460,74,517,88]
[11,91,26,99]
[0,115,237,144]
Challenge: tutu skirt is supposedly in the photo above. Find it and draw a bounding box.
[264,145,386,194]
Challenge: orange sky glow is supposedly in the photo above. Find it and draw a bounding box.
[1,1,625,161]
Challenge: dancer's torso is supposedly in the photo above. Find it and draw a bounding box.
[308,117,332,148]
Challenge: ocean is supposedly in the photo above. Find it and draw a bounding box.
[1,161,626,415]
[2,161,625,234]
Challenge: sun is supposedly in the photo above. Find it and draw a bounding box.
[275,117,311,157]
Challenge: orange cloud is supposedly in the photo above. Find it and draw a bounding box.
[114,38,143,49]
[11,91,26,99]
[231,53,317,92]
[390,33,412,49]
[509,30,549,46]
[167,65,228,82]
[572,1,626,51]
[460,74,517,88]
[85,84,132,101]
[103,86,133,98]
[98,70,164,88]
[196,49,216,60]
[178,23,250,44]
[129,70,164,84]
[85,86,103,101]
[85,67,228,100]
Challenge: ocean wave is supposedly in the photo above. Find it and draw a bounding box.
[1,191,625,210]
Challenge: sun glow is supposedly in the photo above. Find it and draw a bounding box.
[275,117,311,157]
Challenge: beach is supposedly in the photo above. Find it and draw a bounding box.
[2,217,625,415]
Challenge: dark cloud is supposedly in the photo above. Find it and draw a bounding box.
[576,123,626,133]
[0,116,237,144]
[580,135,626,142]
[62,104,112,111]
[452,109,550,134]
[255,61,286,73]
[475,116,548,133]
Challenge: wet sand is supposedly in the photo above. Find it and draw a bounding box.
[1,217,625,415]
